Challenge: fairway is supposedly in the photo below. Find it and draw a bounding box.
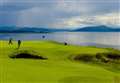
[0,40,120,83]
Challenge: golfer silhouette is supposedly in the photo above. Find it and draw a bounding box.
[18,40,21,49]
[8,38,13,45]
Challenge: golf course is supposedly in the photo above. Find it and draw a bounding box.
[0,40,120,83]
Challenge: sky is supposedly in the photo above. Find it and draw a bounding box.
[0,0,120,29]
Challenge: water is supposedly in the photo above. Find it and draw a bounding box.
[0,32,120,50]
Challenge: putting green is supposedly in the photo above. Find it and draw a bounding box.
[0,40,120,83]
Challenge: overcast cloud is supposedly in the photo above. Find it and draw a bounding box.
[0,0,119,28]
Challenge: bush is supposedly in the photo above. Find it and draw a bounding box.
[72,52,120,63]
[74,54,94,62]
[106,53,120,60]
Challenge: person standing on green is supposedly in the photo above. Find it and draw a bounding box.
[8,38,13,45]
[18,40,21,49]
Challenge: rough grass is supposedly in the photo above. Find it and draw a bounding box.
[0,40,120,83]
[72,52,120,63]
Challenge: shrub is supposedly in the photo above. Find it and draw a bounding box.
[74,54,94,62]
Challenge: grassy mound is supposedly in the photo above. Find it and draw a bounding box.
[96,52,120,63]
[0,40,120,83]
[72,52,120,63]
[73,54,94,62]
[9,50,47,60]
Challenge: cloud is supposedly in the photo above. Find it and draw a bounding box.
[0,0,59,12]
[96,13,120,27]
[0,12,20,26]
[0,0,119,28]
[50,12,120,29]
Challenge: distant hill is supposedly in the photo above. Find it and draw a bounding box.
[0,25,120,33]
[12,28,64,33]
[74,25,120,32]
[0,26,17,32]
[0,26,69,33]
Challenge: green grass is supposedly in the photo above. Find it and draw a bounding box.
[0,40,120,83]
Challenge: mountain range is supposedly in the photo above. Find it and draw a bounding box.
[0,26,68,33]
[0,25,120,33]
[74,25,120,32]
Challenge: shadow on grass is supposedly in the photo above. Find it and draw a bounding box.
[9,50,47,60]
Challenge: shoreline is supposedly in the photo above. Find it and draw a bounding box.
[1,40,120,51]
